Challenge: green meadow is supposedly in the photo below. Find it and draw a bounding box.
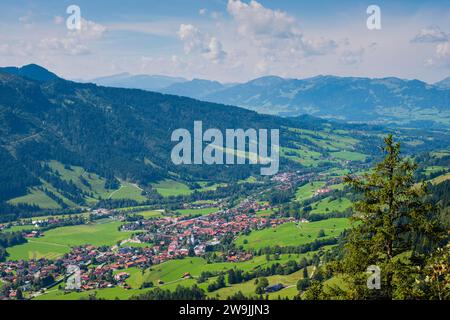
[331,151,367,161]
[234,218,350,250]
[175,207,219,216]
[310,197,352,214]
[295,181,326,202]
[8,187,62,209]
[152,180,193,197]
[108,182,147,202]
[209,268,311,300]
[7,220,133,261]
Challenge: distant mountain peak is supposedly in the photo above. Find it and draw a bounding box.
[435,76,450,89]
[248,75,286,86]
[0,64,59,82]
[91,73,187,91]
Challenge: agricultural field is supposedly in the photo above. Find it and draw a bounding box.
[47,161,112,200]
[310,197,352,214]
[331,151,367,161]
[196,182,227,192]
[151,180,193,197]
[234,218,350,250]
[209,268,310,300]
[175,207,219,216]
[255,208,276,216]
[6,220,133,261]
[136,210,164,219]
[1,224,36,233]
[295,181,326,202]
[108,182,147,202]
[281,146,323,167]
[8,187,62,209]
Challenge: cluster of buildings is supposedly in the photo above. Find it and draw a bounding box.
[271,172,316,191]
[0,198,294,299]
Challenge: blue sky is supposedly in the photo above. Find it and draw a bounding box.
[0,0,449,83]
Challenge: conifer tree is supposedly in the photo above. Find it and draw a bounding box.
[341,135,446,299]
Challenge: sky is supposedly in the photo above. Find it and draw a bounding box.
[0,0,449,83]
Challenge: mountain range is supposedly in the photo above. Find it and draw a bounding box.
[0,64,301,212]
[0,64,448,217]
[92,73,450,127]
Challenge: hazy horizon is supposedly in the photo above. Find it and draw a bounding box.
[1,0,450,83]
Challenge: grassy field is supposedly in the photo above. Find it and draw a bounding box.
[152,180,193,197]
[255,208,276,216]
[175,207,219,216]
[136,210,164,219]
[209,268,310,299]
[281,146,323,167]
[48,161,111,200]
[430,172,450,185]
[235,218,350,250]
[295,181,326,202]
[8,160,114,208]
[7,220,133,261]
[1,224,36,233]
[196,181,227,192]
[8,187,61,209]
[310,197,352,214]
[331,151,367,161]
[108,182,147,202]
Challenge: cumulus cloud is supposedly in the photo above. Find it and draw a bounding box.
[39,37,91,56]
[412,26,450,68]
[39,18,106,56]
[226,0,337,57]
[426,41,450,67]
[227,0,300,39]
[411,26,449,43]
[70,18,107,40]
[0,42,34,57]
[178,24,227,63]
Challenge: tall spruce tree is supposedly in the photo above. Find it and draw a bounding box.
[340,135,447,299]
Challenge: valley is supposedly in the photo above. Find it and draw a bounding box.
[0,65,449,301]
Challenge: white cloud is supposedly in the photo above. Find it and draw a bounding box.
[436,41,450,58]
[426,41,450,67]
[226,0,336,57]
[227,0,300,39]
[178,24,226,63]
[205,37,227,63]
[39,18,106,56]
[39,37,91,56]
[199,8,207,16]
[412,26,450,68]
[0,42,34,57]
[70,18,107,40]
[411,26,449,43]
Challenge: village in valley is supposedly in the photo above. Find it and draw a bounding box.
[0,169,351,300]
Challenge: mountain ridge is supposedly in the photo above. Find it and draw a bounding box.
[81,71,450,126]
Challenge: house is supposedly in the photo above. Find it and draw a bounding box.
[114,272,130,282]
[265,283,284,293]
